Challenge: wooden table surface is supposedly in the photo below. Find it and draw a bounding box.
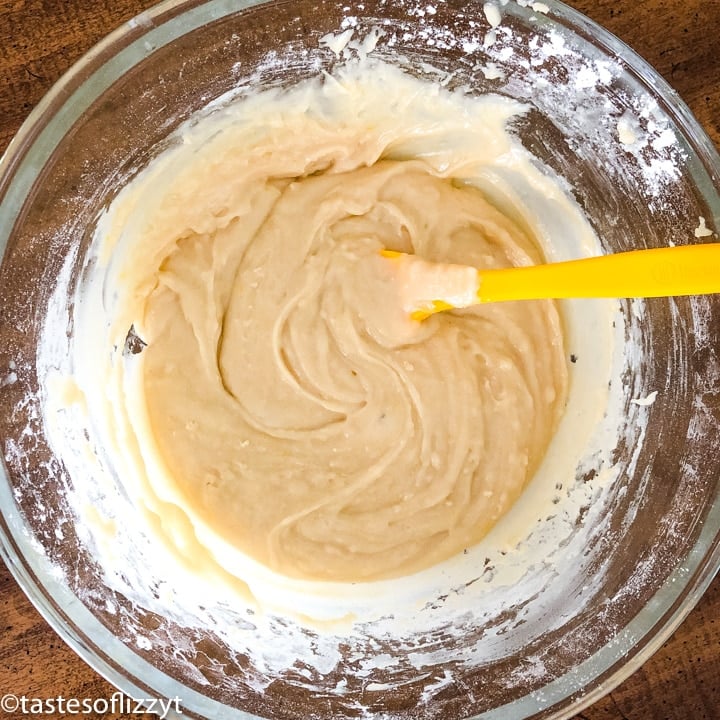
[0,0,718,718]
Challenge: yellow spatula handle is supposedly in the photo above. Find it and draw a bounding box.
[478,243,720,303]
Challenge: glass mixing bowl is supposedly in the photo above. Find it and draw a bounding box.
[0,1,718,718]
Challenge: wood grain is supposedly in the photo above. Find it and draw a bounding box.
[0,0,718,718]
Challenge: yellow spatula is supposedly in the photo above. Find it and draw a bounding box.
[380,243,720,321]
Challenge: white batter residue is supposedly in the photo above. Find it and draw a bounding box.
[694,216,715,238]
[630,390,659,407]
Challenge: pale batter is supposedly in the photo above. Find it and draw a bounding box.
[78,60,567,583]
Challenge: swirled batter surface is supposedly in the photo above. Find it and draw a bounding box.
[93,61,567,583]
